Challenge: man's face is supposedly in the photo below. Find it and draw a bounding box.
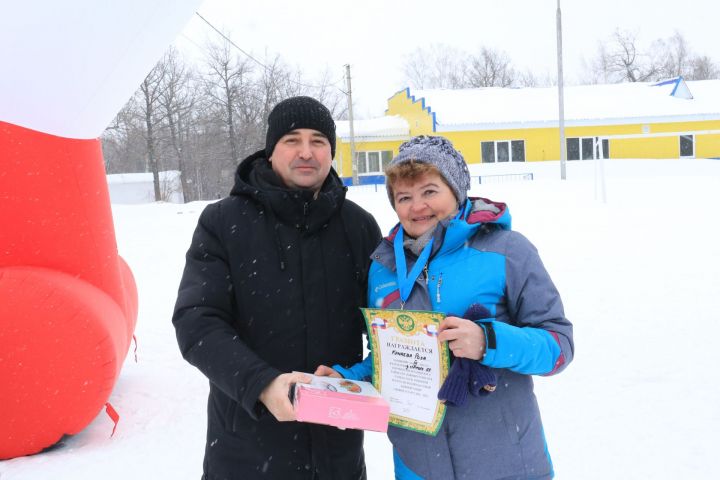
[270,128,333,192]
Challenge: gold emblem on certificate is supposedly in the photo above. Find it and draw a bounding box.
[361,308,450,436]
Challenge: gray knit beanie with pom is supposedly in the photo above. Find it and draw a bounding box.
[386,135,471,206]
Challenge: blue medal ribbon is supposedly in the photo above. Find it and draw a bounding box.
[393,225,434,305]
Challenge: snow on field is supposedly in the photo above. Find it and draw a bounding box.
[3,159,720,479]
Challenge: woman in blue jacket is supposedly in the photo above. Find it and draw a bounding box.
[317,135,574,479]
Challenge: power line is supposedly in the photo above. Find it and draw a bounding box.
[194,12,344,91]
[178,32,206,53]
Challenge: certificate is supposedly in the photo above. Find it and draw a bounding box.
[361,308,449,436]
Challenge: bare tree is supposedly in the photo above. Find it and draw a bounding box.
[138,60,169,201]
[608,30,644,81]
[102,40,355,200]
[516,69,555,88]
[158,47,196,202]
[465,47,516,87]
[403,44,522,89]
[184,104,227,199]
[311,66,347,119]
[581,42,613,84]
[586,29,659,83]
[690,55,720,80]
[204,39,254,166]
[201,39,256,194]
[651,31,694,79]
[253,54,345,139]
[102,96,146,173]
[255,54,300,141]
[601,29,660,82]
[584,29,719,84]
[402,48,430,89]
[652,31,719,80]
[402,44,466,89]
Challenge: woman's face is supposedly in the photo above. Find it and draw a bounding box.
[392,172,458,238]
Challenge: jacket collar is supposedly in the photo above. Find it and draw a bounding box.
[374,197,512,271]
[230,149,346,233]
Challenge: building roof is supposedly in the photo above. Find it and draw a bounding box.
[335,115,409,141]
[406,78,720,131]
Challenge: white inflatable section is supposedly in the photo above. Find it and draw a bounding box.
[0,0,203,139]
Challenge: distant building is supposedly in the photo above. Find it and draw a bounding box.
[335,77,720,182]
[107,170,183,204]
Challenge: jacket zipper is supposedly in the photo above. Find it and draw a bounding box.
[302,202,309,231]
[436,273,443,303]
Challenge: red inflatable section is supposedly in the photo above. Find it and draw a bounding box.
[0,121,138,459]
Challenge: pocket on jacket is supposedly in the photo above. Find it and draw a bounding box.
[223,400,237,431]
[208,389,240,432]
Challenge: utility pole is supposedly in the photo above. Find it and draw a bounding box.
[345,64,359,186]
[556,0,567,180]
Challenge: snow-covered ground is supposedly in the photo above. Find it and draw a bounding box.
[3,159,720,479]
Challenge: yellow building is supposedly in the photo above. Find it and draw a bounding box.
[335,77,720,182]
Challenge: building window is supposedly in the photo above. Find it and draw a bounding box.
[381,150,393,170]
[481,140,525,163]
[481,142,495,163]
[596,138,609,159]
[368,152,380,172]
[497,142,509,162]
[567,137,609,160]
[357,152,367,174]
[567,138,580,160]
[511,141,525,162]
[680,135,694,158]
[581,138,594,160]
[357,150,393,175]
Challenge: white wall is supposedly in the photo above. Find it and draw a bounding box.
[107,170,184,204]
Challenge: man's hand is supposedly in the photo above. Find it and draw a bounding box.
[438,316,486,360]
[259,372,312,421]
[314,365,342,378]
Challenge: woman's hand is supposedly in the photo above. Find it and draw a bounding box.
[438,316,486,360]
[314,365,342,378]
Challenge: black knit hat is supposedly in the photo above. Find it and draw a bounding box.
[265,96,336,159]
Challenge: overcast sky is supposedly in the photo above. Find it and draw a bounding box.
[176,0,720,118]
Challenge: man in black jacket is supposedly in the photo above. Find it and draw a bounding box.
[173,96,382,480]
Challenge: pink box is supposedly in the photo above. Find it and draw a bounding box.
[293,374,390,433]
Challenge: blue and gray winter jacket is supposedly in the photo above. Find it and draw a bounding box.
[336,198,574,479]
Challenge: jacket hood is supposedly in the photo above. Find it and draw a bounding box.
[379,197,512,267]
[227,149,349,270]
[230,149,266,198]
[464,197,511,229]
[385,197,511,241]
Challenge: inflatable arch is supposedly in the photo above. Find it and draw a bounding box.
[0,0,202,459]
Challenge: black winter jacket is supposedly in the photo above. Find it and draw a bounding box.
[173,150,381,480]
